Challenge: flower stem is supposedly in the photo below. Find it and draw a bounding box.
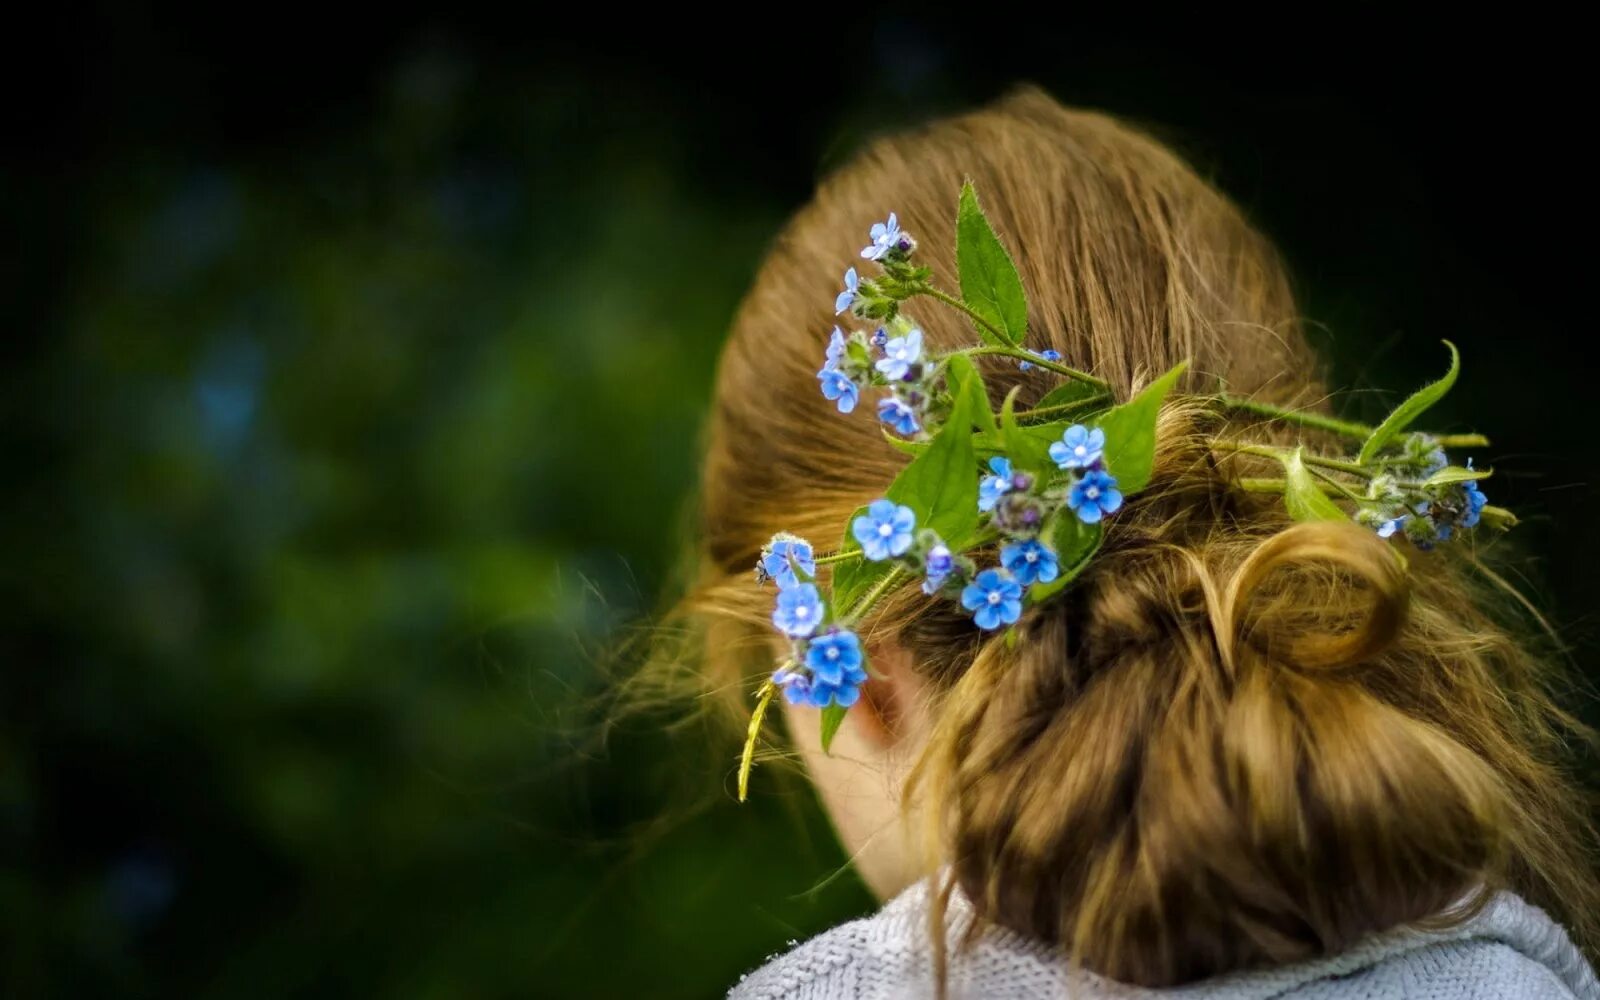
[1216,395,1372,440]
[1212,440,1376,478]
[814,551,864,567]
[842,566,907,626]
[961,345,1109,390]
[911,284,1110,392]
[1016,393,1114,425]
[737,679,777,803]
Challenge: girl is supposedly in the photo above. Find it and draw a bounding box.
[684,88,1599,998]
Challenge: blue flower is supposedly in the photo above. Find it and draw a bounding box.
[1460,460,1488,529]
[960,568,1024,631]
[835,267,860,315]
[1049,424,1105,470]
[1001,538,1059,587]
[818,369,860,413]
[1018,349,1063,372]
[1376,514,1407,539]
[772,583,824,638]
[860,212,902,261]
[761,536,816,589]
[878,396,920,436]
[773,665,813,706]
[922,542,954,595]
[870,327,888,349]
[1067,468,1123,524]
[852,498,916,561]
[979,456,1014,513]
[822,326,847,370]
[875,328,923,381]
[805,629,865,684]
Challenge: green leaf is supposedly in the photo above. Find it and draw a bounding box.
[887,389,981,549]
[819,703,847,754]
[1090,362,1188,494]
[1358,341,1460,463]
[833,371,985,614]
[1423,464,1491,487]
[999,387,1053,478]
[1033,379,1104,412]
[1281,448,1348,522]
[956,183,1028,347]
[882,431,928,457]
[828,506,878,614]
[1028,513,1103,603]
[944,354,996,435]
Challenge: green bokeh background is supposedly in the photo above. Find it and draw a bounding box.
[4,16,1595,999]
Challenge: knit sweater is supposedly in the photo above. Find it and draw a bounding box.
[729,880,1598,1000]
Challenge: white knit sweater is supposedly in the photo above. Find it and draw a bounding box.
[729,880,1598,999]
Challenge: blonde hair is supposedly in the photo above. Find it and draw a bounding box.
[678,87,1599,985]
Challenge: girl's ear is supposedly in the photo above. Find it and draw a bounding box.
[852,642,923,752]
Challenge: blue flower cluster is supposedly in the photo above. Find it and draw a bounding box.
[757,533,867,708]
[1358,439,1489,550]
[842,422,1125,632]
[815,215,940,440]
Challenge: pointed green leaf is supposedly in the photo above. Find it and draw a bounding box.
[999,386,1053,478]
[1090,362,1188,494]
[1033,378,1105,412]
[944,354,996,434]
[819,703,848,753]
[956,183,1028,346]
[1281,448,1348,522]
[1358,341,1460,463]
[1423,464,1491,487]
[833,370,985,614]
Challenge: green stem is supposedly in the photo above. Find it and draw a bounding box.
[1213,440,1376,478]
[961,345,1108,390]
[1309,466,1369,502]
[1015,393,1114,425]
[814,551,864,567]
[1436,433,1490,449]
[842,566,907,626]
[911,284,1110,391]
[1216,395,1372,440]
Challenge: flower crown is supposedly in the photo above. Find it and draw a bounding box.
[736,185,1511,799]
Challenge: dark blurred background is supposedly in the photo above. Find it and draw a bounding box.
[3,12,1596,999]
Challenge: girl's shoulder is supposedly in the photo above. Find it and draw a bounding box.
[728,882,1598,1000]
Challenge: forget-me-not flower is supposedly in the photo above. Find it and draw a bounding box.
[805,630,868,707]
[1050,424,1105,470]
[1460,459,1488,529]
[979,456,1014,513]
[819,369,859,413]
[772,583,824,638]
[835,267,860,314]
[761,535,816,590]
[1018,349,1063,372]
[822,327,847,370]
[1067,468,1123,524]
[852,498,916,561]
[773,665,814,706]
[861,212,902,261]
[961,568,1024,631]
[922,542,954,595]
[875,328,923,381]
[878,396,920,437]
[1001,538,1059,587]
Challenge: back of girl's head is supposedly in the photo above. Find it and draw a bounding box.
[689,87,1597,984]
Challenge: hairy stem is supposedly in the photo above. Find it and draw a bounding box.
[1216,395,1372,440]
[1213,440,1376,477]
[842,566,907,625]
[911,284,1110,391]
